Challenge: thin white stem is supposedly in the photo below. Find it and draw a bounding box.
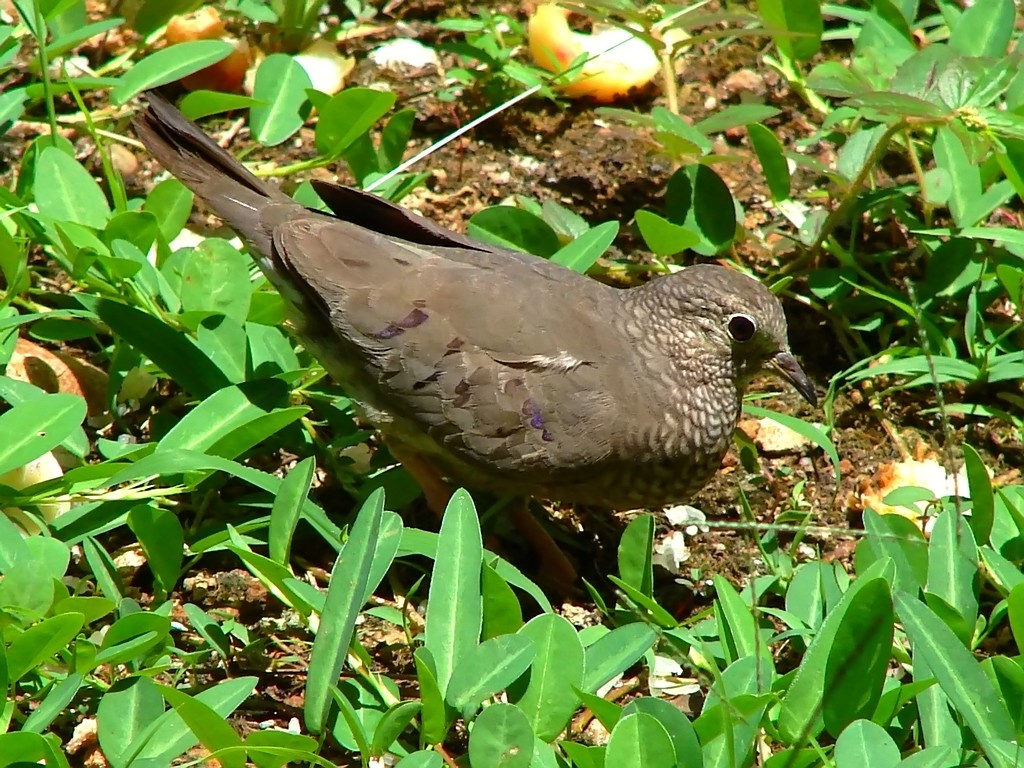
[365,83,543,193]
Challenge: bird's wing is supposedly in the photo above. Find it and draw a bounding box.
[272,215,638,473]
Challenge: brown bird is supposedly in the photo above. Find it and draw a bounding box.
[133,93,815,523]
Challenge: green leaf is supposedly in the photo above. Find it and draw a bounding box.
[93,683,161,764]
[854,0,916,69]
[820,579,894,736]
[694,694,767,767]
[158,684,246,768]
[948,0,1014,57]
[1009,584,1024,656]
[0,87,29,131]
[559,741,606,768]
[395,751,443,768]
[96,299,231,399]
[316,87,396,157]
[549,221,618,273]
[575,688,624,733]
[748,123,791,201]
[196,316,247,383]
[130,0,201,35]
[175,239,253,323]
[759,0,823,61]
[621,697,702,768]
[617,515,654,597]
[895,592,1015,748]
[467,207,561,258]
[446,634,535,714]
[713,574,763,664]
[7,613,84,682]
[833,719,899,768]
[652,106,713,155]
[924,509,979,638]
[52,596,115,625]
[582,624,658,694]
[0,732,66,765]
[989,654,1024,736]
[856,512,929,593]
[268,457,314,566]
[132,677,257,764]
[785,561,843,631]
[104,448,341,544]
[897,746,960,768]
[246,321,299,376]
[743,406,839,481]
[127,504,184,596]
[607,575,678,628]
[777,560,894,742]
[541,199,589,239]
[962,443,993,543]
[934,125,982,228]
[210,406,308,461]
[305,490,385,733]
[181,603,232,658]
[228,532,311,623]
[415,647,451,745]
[634,210,700,257]
[605,712,677,768]
[467,703,534,768]
[481,561,524,639]
[245,729,318,768]
[664,165,737,255]
[249,54,312,146]
[694,105,782,136]
[179,90,264,121]
[158,380,291,453]
[34,147,110,229]
[378,108,417,171]
[424,489,483,696]
[370,700,422,757]
[0,393,86,477]
[22,674,83,734]
[511,614,585,741]
[112,41,235,105]
[97,612,172,666]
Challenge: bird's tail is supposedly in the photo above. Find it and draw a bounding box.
[132,92,294,255]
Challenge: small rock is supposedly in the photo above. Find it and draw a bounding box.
[751,417,814,455]
[368,38,440,71]
[109,143,139,177]
[113,546,146,578]
[583,716,611,745]
[721,68,767,98]
[49,55,90,78]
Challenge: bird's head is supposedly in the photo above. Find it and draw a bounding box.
[648,264,817,406]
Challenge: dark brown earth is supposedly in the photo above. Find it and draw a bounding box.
[7,1,1019,760]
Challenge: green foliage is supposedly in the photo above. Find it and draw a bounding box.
[2,0,1024,765]
[435,10,558,104]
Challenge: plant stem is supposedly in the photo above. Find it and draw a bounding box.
[659,48,679,115]
[809,120,907,261]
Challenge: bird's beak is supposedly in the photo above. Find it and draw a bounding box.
[770,352,817,406]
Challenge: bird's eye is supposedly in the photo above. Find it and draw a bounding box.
[728,314,756,342]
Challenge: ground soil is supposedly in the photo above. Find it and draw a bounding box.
[7,0,1020,761]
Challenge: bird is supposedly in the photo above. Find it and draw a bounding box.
[133,92,816,521]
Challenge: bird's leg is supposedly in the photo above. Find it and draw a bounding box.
[507,499,578,587]
[386,439,578,587]
[386,440,453,516]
